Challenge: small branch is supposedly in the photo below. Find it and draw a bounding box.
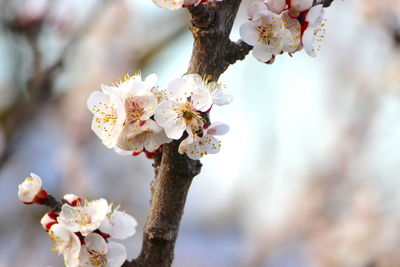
[127,1,243,267]
[41,194,63,212]
[130,140,202,267]
[225,39,253,66]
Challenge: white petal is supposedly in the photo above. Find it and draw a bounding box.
[202,134,221,155]
[192,87,212,112]
[206,122,229,136]
[239,22,260,46]
[17,173,42,202]
[247,1,269,18]
[252,43,273,62]
[291,0,313,12]
[179,135,202,160]
[87,91,126,149]
[84,233,108,255]
[165,77,194,103]
[99,211,138,239]
[144,73,158,89]
[305,4,324,24]
[87,198,109,224]
[302,27,316,57]
[265,0,286,14]
[49,224,81,267]
[154,101,186,140]
[106,242,127,267]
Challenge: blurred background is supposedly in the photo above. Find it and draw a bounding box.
[1,0,400,266]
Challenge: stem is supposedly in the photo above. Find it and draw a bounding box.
[128,1,245,266]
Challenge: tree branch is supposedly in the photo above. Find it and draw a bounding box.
[126,1,244,266]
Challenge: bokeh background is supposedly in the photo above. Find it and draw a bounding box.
[1,0,400,266]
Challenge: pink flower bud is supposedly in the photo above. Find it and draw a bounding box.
[63,194,82,206]
[40,211,58,231]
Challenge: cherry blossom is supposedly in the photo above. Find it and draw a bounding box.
[99,204,138,239]
[88,73,160,152]
[281,10,302,53]
[178,122,229,160]
[49,224,81,267]
[18,173,47,204]
[240,7,285,62]
[79,233,127,267]
[87,86,126,149]
[302,4,325,57]
[57,198,109,236]
[117,119,171,153]
[154,76,207,139]
[187,74,232,108]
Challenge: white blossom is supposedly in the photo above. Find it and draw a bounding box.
[240,7,285,62]
[87,87,126,149]
[57,198,109,236]
[154,76,207,139]
[88,73,158,150]
[49,224,81,267]
[117,119,171,153]
[99,204,138,240]
[188,74,232,108]
[178,122,229,160]
[79,233,127,267]
[281,10,302,53]
[17,173,44,203]
[302,4,325,57]
[265,0,286,14]
[290,0,313,12]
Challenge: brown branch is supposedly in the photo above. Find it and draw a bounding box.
[41,194,63,212]
[126,1,244,267]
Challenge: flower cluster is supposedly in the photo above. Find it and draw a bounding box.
[18,174,137,267]
[152,0,222,10]
[88,73,231,160]
[240,0,326,62]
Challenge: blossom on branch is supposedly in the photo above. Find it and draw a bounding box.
[241,0,328,60]
[99,203,138,240]
[57,198,109,236]
[49,224,81,267]
[302,4,326,57]
[240,4,287,62]
[79,233,127,267]
[179,122,229,159]
[18,173,48,204]
[117,119,171,153]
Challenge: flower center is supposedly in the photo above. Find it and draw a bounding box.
[88,250,107,267]
[125,97,145,123]
[179,102,204,132]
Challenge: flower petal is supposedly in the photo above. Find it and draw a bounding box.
[106,242,127,267]
[240,22,260,46]
[291,0,313,12]
[84,233,108,255]
[206,122,229,136]
[99,210,138,239]
[252,43,273,62]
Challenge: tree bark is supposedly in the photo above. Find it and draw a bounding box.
[127,1,251,267]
